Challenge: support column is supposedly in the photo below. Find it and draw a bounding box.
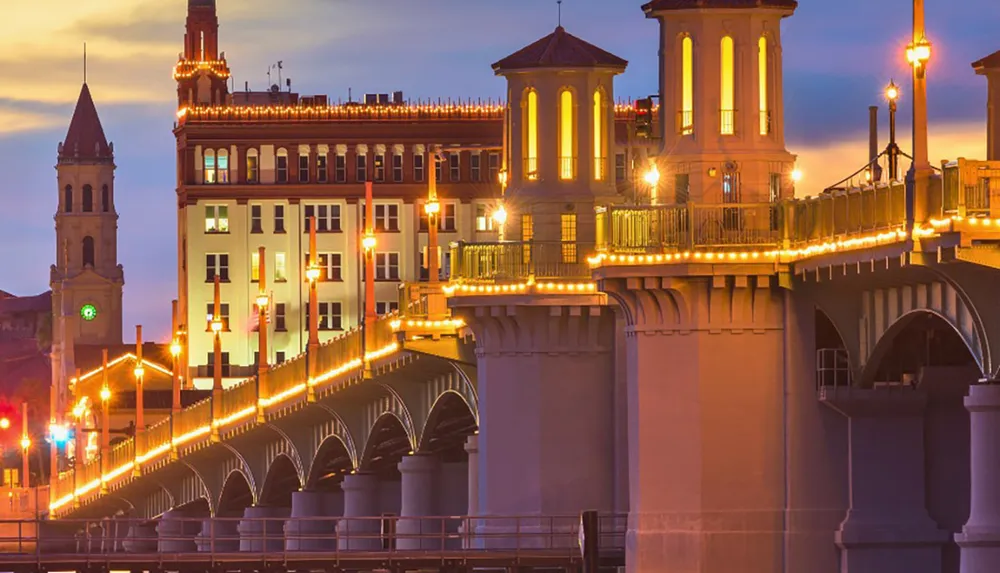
[238,505,290,552]
[957,383,1000,572]
[452,298,615,550]
[824,389,947,572]
[397,453,441,550]
[285,490,341,551]
[462,434,479,549]
[157,508,203,552]
[337,472,382,550]
[122,522,158,553]
[195,515,240,552]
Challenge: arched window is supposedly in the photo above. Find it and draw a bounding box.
[720,36,735,135]
[593,89,607,181]
[759,35,770,135]
[276,148,289,183]
[217,149,230,183]
[525,89,538,180]
[82,185,93,212]
[200,31,206,61]
[203,149,217,184]
[102,185,110,212]
[559,89,575,180]
[64,185,73,213]
[681,36,694,135]
[246,148,260,183]
[82,236,95,267]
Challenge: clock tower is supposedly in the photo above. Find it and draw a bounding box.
[50,83,125,395]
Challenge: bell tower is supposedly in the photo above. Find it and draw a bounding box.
[174,0,231,107]
[643,0,798,204]
[493,26,627,248]
[50,83,125,393]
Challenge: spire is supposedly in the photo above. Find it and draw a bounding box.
[61,84,111,161]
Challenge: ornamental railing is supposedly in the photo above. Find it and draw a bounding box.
[942,158,999,218]
[450,241,593,283]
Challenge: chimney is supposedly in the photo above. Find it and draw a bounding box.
[869,106,880,181]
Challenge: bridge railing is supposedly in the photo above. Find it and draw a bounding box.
[787,182,906,245]
[220,378,257,423]
[174,398,212,445]
[260,355,308,404]
[450,241,593,282]
[313,328,364,381]
[942,158,999,218]
[143,418,172,458]
[108,439,134,473]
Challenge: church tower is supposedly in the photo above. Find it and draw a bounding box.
[174,0,231,107]
[643,0,798,204]
[50,83,124,395]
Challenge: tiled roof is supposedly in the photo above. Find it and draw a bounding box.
[643,0,797,12]
[61,84,112,161]
[492,26,628,73]
[973,50,1000,71]
[0,291,51,315]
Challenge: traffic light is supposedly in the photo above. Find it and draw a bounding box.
[635,97,654,139]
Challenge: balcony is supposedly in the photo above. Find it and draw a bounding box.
[524,157,539,181]
[720,109,736,136]
[676,110,693,136]
[558,157,577,181]
[450,241,593,283]
[942,158,998,218]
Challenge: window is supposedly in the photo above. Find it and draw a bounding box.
[376,301,399,316]
[392,154,403,182]
[64,185,72,213]
[206,254,230,282]
[560,213,577,263]
[205,303,230,331]
[298,155,310,183]
[615,153,627,182]
[276,350,286,363]
[374,154,385,182]
[217,150,229,183]
[306,252,342,281]
[475,204,495,232]
[525,89,538,180]
[522,214,534,261]
[681,36,694,135]
[675,174,690,204]
[274,252,287,282]
[721,36,735,135]
[759,36,770,135]
[82,185,93,212]
[274,205,285,233]
[247,151,259,183]
[420,202,456,232]
[335,155,346,183]
[488,152,500,183]
[723,171,741,203]
[594,90,607,181]
[251,251,260,282]
[435,157,443,183]
[203,150,216,184]
[449,153,460,182]
[251,205,262,233]
[82,236,95,267]
[101,185,110,212]
[275,303,287,331]
[356,153,367,182]
[375,252,400,280]
[204,205,229,233]
[309,302,342,331]
[276,151,288,183]
[317,155,328,183]
[304,204,341,232]
[374,204,399,232]
[559,89,575,180]
[414,153,425,182]
[206,351,231,377]
[470,153,481,182]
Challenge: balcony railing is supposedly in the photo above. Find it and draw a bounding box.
[450,241,593,283]
[558,157,577,180]
[720,109,736,135]
[759,110,772,136]
[942,158,997,217]
[523,157,538,181]
[676,110,693,136]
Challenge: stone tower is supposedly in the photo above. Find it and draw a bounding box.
[493,26,627,249]
[643,0,798,204]
[175,0,231,108]
[50,83,124,398]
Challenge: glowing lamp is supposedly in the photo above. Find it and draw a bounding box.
[20,437,30,451]
[210,319,224,333]
[50,424,69,444]
[255,293,270,308]
[643,164,661,188]
[305,267,321,282]
[100,386,111,402]
[885,82,900,102]
[424,199,440,216]
[362,234,377,251]
[133,366,145,378]
[0,418,9,430]
[170,340,182,357]
[498,170,509,186]
[492,205,508,227]
[72,403,86,419]
[791,168,803,183]
[906,40,932,67]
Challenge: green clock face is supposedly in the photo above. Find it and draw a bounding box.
[80,304,98,321]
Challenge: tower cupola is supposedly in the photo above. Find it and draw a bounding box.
[174,0,231,107]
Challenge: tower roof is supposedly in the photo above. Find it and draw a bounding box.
[492,26,628,74]
[642,0,797,13]
[189,0,216,8]
[973,49,1000,73]
[61,83,111,161]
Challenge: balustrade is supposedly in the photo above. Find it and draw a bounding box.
[450,241,592,283]
[143,418,172,458]
[313,329,364,383]
[942,158,999,218]
[219,378,257,424]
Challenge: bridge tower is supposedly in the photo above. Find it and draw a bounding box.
[175,0,231,108]
[644,0,798,204]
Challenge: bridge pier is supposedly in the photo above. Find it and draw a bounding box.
[460,434,479,549]
[337,472,382,550]
[239,505,290,552]
[957,383,1000,573]
[122,521,158,553]
[397,453,442,550]
[195,515,240,552]
[157,508,204,552]
[285,490,341,551]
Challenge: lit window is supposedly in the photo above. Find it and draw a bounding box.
[274,252,287,282]
[593,90,606,181]
[203,150,217,184]
[475,205,495,232]
[560,213,577,263]
[525,89,538,180]
[759,36,770,135]
[420,202,456,232]
[206,253,229,282]
[204,205,229,233]
[720,36,735,135]
[375,253,400,281]
[217,149,229,183]
[522,214,534,261]
[559,89,575,180]
[681,36,694,135]
[251,251,260,282]
[246,150,259,183]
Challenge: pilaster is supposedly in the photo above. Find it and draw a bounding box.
[957,382,1000,573]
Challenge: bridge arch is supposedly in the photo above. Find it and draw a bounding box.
[418,390,478,453]
[359,412,413,473]
[815,305,854,387]
[217,469,255,516]
[258,453,301,508]
[306,434,355,491]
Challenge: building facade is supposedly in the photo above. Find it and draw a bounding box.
[173,0,656,384]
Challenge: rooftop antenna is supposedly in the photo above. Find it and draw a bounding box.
[557,0,563,27]
[277,61,284,87]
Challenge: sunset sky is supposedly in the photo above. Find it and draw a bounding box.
[0,0,997,338]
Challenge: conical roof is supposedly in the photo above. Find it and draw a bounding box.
[492,26,627,73]
[61,84,111,160]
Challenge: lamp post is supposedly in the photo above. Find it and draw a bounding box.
[886,80,900,182]
[100,349,110,493]
[426,149,441,287]
[363,181,377,379]
[492,205,508,243]
[133,326,145,477]
[20,403,29,489]
[305,219,321,400]
[907,0,932,226]
[643,162,661,205]
[257,246,270,377]
[170,300,182,416]
[210,275,224,440]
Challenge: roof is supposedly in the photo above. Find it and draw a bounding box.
[642,0,797,13]
[973,50,1000,72]
[0,291,51,315]
[492,26,628,73]
[74,343,173,376]
[60,83,112,161]
[189,0,215,6]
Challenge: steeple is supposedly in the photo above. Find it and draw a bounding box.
[175,0,231,107]
[59,84,112,163]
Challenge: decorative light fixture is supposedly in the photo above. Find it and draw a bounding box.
[362,234,377,252]
[424,199,440,215]
[100,386,111,402]
[133,366,145,378]
[643,164,661,188]
[0,418,9,430]
[170,340,182,357]
[791,168,803,183]
[885,81,900,102]
[20,436,30,451]
[255,293,270,309]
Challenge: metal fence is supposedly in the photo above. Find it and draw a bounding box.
[450,241,592,282]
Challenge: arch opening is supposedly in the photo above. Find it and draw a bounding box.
[82,185,93,212]
[217,470,253,516]
[816,308,850,388]
[172,496,210,517]
[258,454,300,508]
[101,184,110,212]
[869,312,978,387]
[82,236,95,268]
[360,414,411,479]
[64,185,73,213]
[419,392,478,463]
[308,436,354,492]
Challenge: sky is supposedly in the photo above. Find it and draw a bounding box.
[0,0,998,339]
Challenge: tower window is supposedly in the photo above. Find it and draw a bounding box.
[392,154,403,183]
[247,150,259,183]
[82,236,95,267]
[304,204,341,232]
[413,153,425,182]
[101,185,110,212]
[559,89,575,180]
[64,185,73,213]
[593,89,607,181]
[720,35,735,135]
[216,149,229,183]
[276,149,288,183]
[560,214,577,263]
[203,150,217,184]
[759,36,771,135]
[82,185,93,213]
[681,36,694,135]
[525,89,539,180]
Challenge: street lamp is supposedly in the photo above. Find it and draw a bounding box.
[643,163,661,204]
[886,80,900,181]
[906,38,932,79]
[492,205,508,242]
[0,418,10,431]
[791,168,803,183]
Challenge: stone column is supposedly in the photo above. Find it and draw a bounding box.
[397,453,442,550]
[122,522,158,553]
[195,515,240,552]
[157,508,203,552]
[451,297,615,550]
[238,506,291,552]
[823,389,948,572]
[286,490,341,551]
[462,433,480,549]
[957,383,1000,572]
[337,472,382,550]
